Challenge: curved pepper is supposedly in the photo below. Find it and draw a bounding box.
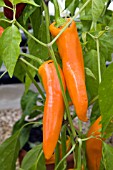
[49,18,88,122]
[38,60,66,160]
[86,116,102,170]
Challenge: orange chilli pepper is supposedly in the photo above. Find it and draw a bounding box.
[49,18,88,122]
[0,26,4,36]
[86,116,102,170]
[46,137,71,165]
[38,60,66,160]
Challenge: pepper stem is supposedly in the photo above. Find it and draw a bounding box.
[53,0,66,27]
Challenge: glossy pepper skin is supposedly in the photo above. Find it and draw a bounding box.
[49,18,88,122]
[0,26,4,36]
[86,116,102,170]
[4,0,26,20]
[38,60,66,160]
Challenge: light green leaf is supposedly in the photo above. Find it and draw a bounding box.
[92,0,106,22]
[99,62,113,136]
[12,0,39,6]
[0,0,5,6]
[21,144,46,170]
[65,0,79,15]
[85,67,96,79]
[103,142,113,170]
[0,131,20,170]
[0,25,21,77]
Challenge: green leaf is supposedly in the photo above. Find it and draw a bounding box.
[103,142,113,170]
[21,144,46,170]
[23,5,37,25]
[12,0,39,6]
[100,32,113,62]
[14,60,25,82]
[92,0,106,22]
[21,89,38,116]
[85,67,96,80]
[0,25,21,77]
[65,0,79,15]
[84,50,99,100]
[28,21,49,60]
[99,62,113,136]
[30,1,42,38]
[0,0,5,6]
[0,131,20,170]
[24,60,36,92]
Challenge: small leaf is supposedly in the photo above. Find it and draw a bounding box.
[0,25,21,77]
[21,144,46,170]
[13,0,39,6]
[103,142,113,170]
[0,131,20,170]
[99,62,113,135]
[85,67,96,79]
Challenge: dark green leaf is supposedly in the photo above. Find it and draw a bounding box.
[90,100,100,124]
[0,25,21,77]
[24,60,36,92]
[23,5,37,25]
[30,3,42,38]
[14,60,25,82]
[28,21,49,60]
[103,142,113,170]
[84,50,99,99]
[99,62,113,136]
[19,126,31,149]
[0,131,20,170]
[21,144,46,170]
[100,32,113,62]
[21,89,38,116]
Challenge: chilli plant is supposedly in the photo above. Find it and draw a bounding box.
[0,0,113,170]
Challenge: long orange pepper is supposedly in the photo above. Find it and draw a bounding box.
[38,60,66,160]
[49,18,88,122]
[86,116,102,170]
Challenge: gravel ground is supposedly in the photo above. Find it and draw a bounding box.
[0,107,113,170]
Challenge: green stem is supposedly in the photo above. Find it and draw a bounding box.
[53,0,60,22]
[20,53,43,66]
[55,142,60,167]
[55,144,76,170]
[0,18,13,23]
[89,95,99,105]
[13,4,16,21]
[77,138,82,170]
[48,0,91,46]
[48,46,76,138]
[20,61,45,100]
[0,70,7,79]
[96,38,101,84]
[42,0,50,43]
[16,21,47,47]
[4,5,13,10]
[61,125,67,168]
[19,57,38,72]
